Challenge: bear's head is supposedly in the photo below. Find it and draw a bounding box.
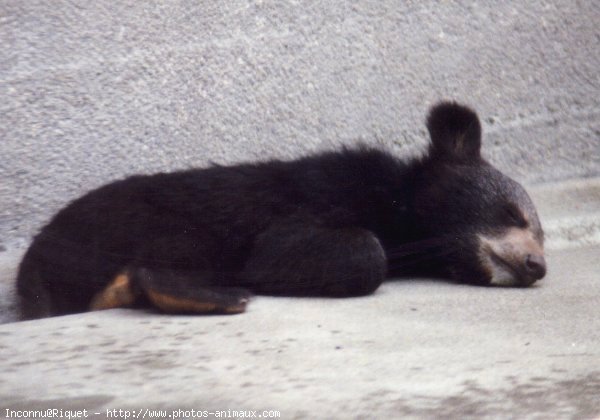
[412,102,546,287]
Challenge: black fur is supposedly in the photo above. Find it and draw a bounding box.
[427,102,481,161]
[17,102,539,319]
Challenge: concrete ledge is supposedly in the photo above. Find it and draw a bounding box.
[530,177,600,250]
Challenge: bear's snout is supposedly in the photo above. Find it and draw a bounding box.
[478,228,546,287]
[524,253,547,281]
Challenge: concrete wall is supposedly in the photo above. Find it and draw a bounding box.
[1,0,599,248]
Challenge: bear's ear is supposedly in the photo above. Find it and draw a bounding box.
[426,102,482,162]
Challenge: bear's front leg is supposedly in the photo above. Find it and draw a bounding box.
[238,220,387,297]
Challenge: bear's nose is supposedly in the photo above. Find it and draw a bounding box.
[525,254,546,280]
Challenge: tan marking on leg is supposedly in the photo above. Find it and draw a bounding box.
[146,289,218,313]
[146,289,248,314]
[223,302,248,314]
[89,273,137,311]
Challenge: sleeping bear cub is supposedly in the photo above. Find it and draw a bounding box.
[17,102,546,319]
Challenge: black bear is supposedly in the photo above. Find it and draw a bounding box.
[17,102,546,319]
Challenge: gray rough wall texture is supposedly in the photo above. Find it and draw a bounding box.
[1,1,599,248]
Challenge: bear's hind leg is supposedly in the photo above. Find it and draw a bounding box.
[90,230,252,315]
[89,267,251,314]
[89,271,139,311]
